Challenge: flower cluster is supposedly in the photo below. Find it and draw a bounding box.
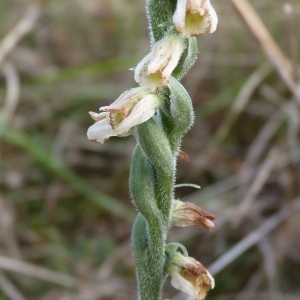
[87,0,218,145]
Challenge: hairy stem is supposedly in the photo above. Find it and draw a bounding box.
[146,0,177,44]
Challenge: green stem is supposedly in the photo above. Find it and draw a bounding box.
[130,2,198,299]
[135,119,173,175]
[132,214,164,300]
[154,167,175,227]
[130,145,167,300]
[135,120,175,226]
[146,0,177,43]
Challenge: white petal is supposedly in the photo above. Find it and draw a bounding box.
[87,115,117,144]
[114,94,160,135]
[134,52,152,84]
[169,266,196,298]
[207,1,218,33]
[161,42,183,80]
[147,36,183,74]
[89,111,106,121]
[101,87,148,113]
[173,0,187,32]
[135,35,184,91]
[206,270,215,289]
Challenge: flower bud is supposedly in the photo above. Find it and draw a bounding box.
[173,0,218,37]
[172,199,215,230]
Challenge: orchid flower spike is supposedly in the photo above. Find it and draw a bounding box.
[134,34,185,92]
[173,0,218,37]
[87,87,162,143]
[166,251,215,300]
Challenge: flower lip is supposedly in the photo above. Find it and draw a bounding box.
[87,112,118,144]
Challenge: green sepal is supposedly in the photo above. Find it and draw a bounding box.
[130,146,165,277]
[164,243,189,272]
[165,243,189,258]
[135,118,174,175]
[172,37,198,80]
[129,145,160,219]
[132,213,149,266]
[168,76,194,151]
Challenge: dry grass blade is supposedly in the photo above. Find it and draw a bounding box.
[208,197,300,275]
[0,196,21,259]
[0,254,82,289]
[185,146,300,211]
[0,3,41,67]
[258,240,278,297]
[1,62,20,124]
[230,0,300,103]
[282,3,299,68]
[215,63,271,143]
[242,111,282,170]
[0,271,26,300]
[210,292,299,300]
[237,147,280,221]
[286,101,300,161]
[96,241,132,281]
[0,2,40,124]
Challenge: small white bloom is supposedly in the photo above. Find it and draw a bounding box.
[167,252,215,300]
[87,87,162,143]
[134,34,184,91]
[173,0,218,37]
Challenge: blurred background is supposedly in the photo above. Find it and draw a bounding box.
[1,0,300,299]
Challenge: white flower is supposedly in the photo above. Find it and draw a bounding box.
[173,0,218,37]
[167,252,215,300]
[172,199,216,230]
[134,34,184,92]
[87,87,162,143]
